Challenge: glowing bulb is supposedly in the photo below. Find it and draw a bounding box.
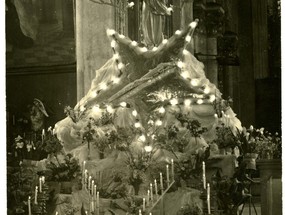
[177,61,184,68]
[111,40,116,48]
[158,107,165,114]
[112,76,120,84]
[152,47,158,51]
[209,95,216,102]
[170,98,178,106]
[189,21,198,28]
[181,71,189,79]
[185,35,191,43]
[100,83,108,90]
[141,47,148,52]
[190,79,199,86]
[184,99,191,106]
[107,29,115,36]
[117,62,124,70]
[144,145,153,152]
[113,53,119,60]
[167,7,173,13]
[92,105,101,113]
[134,122,141,128]
[155,120,162,126]
[182,49,189,55]
[80,106,86,112]
[175,30,182,35]
[91,91,97,98]
[214,113,218,118]
[162,39,168,44]
[106,105,114,113]
[131,41,138,46]
[120,102,127,107]
[197,99,203,104]
[132,110,138,117]
[204,86,210,94]
[139,135,146,142]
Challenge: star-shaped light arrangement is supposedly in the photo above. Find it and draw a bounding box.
[75,18,229,134]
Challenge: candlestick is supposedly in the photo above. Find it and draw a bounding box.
[150,183,153,204]
[202,161,206,189]
[91,196,94,212]
[39,177,42,192]
[34,186,38,204]
[142,198,146,211]
[207,183,211,214]
[94,185,97,198]
[88,176,92,191]
[154,179,158,197]
[166,165,170,187]
[160,172,164,192]
[28,196,31,215]
[91,180,94,195]
[147,190,150,206]
[171,159,174,181]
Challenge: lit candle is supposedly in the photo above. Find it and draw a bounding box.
[82,161,86,187]
[149,213,152,215]
[84,170,88,189]
[91,196,94,212]
[202,161,206,189]
[94,185,97,199]
[88,176,92,191]
[166,165,170,187]
[139,209,142,215]
[160,172,164,192]
[147,190,150,206]
[96,192,99,208]
[207,183,211,214]
[55,212,58,215]
[39,177,42,192]
[42,176,45,184]
[91,180,94,195]
[171,159,174,181]
[28,196,31,215]
[150,183,153,204]
[42,129,45,144]
[154,179,158,196]
[142,198,146,211]
[34,186,38,204]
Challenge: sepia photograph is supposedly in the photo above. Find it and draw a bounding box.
[6,0,281,214]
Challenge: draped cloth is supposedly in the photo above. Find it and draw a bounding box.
[142,0,171,47]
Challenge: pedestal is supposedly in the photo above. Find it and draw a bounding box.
[257,159,282,215]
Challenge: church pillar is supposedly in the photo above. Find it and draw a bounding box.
[76,0,114,101]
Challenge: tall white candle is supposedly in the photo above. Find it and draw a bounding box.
[171,159,174,181]
[150,183,153,204]
[202,161,206,189]
[207,183,211,214]
[154,179,158,196]
[88,176,92,191]
[84,170,88,189]
[55,212,58,215]
[142,198,146,211]
[147,190,150,206]
[91,196,94,212]
[139,209,142,215]
[96,192,99,208]
[166,165,170,187]
[42,176,45,184]
[91,180,94,195]
[34,186,38,204]
[42,129,45,144]
[160,172,164,192]
[28,196,31,215]
[39,177,42,192]
[94,185,97,199]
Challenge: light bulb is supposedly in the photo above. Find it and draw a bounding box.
[189,21,198,28]
[177,61,184,68]
[139,135,146,142]
[131,41,138,46]
[92,105,101,113]
[111,40,116,48]
[144,145,153,152]
[209,94,216,102]
[162,39,168,44]
[112,76,120,84]
[152,46,158,51]
[175,30,182,35]
[134,122,141,128]
[181,71,189,79]
[106,105,114,113]
[182,49,189,55]
[185,35,191,43]
[170,98,178,106]
[184,99,191,106]
[190,79,199,86]
[214,113,218,118]
[197,99,203,104]
[158,106,165,114]
[100,83,108,90]
[155,120,162,126]
[141,47,148,52]
[117,62,124,70]
[120,102,127,107]
[204,86,210,94]
[107,29,115,36]
[132,110,138,117]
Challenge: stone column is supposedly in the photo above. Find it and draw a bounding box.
[76,0,115,101]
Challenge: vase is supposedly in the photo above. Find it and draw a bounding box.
[243,153,258,170]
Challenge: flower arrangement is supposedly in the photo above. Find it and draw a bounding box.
[212,123,237,149]
[255,131,281,159]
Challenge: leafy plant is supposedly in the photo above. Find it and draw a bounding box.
[213,123,237,149]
